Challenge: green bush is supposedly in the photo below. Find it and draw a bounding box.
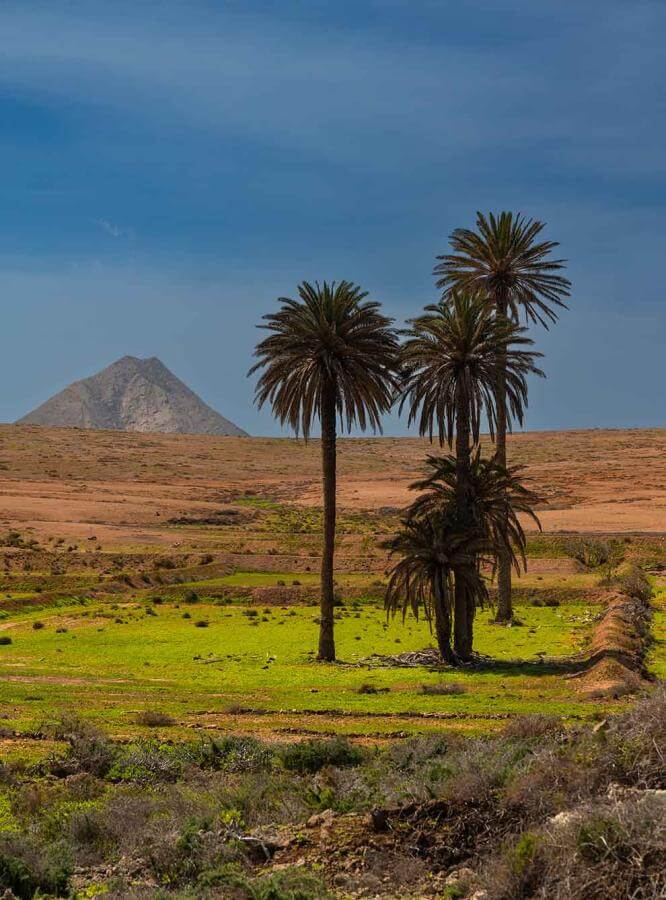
[191,734,274,773]
[278,738,363,774]
[564,537,624,574]
[421,682,467,696]
[0,837,71,899]
[134,710,175,727]
[577,817,627,863]
[199,863,332,898]
[615,566,653,602]
[108,741,184,784]
[49,717,117,778]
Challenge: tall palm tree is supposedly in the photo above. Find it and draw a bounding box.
[434,212,570,622]
[399,290,543,655]
[249,281,400,661]
[384,510,490,665]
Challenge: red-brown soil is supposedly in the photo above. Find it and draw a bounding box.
[0,426,663,546]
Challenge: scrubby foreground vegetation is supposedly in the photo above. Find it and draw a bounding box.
[0,689,662,898]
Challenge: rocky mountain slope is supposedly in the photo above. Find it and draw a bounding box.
[18,355,247,436]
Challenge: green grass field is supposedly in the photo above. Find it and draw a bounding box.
[0,596,621,741]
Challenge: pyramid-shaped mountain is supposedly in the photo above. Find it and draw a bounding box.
[18,356,248,436]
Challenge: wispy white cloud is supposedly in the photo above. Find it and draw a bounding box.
[95,218,131,238]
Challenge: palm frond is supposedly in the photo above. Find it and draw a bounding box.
[434,211,571,328]
[384,511,490,623]
[406,452,541,574]
[399,289,543,445]
[249,281,401,438]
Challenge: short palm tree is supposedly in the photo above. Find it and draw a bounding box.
[399,289,543,655]
[407,453,541,654]
[386,454,541,663]
[249,281,400,661]
[384,510,490,664]
[434,212,570,622]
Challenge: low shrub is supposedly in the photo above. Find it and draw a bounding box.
[108,741,184,784]
[481,794,666,900]
[564,537,625,577]
[421,682,467,696]
[503,714,562,742]
[357,683,389,695]
[278,738,364,774]
[198,863,332,898]
[0,835,71,899]
[191,735,274,773]
[615,566,653,603]
[603,685,666,788]
[49,716,117,779]
[134,710,175,727]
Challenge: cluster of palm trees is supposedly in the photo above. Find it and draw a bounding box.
[250,212,571,664]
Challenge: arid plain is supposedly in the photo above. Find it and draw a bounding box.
[1,425,664,544]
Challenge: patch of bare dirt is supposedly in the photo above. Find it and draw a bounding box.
[0,426,663,542]
[270,795,518,897]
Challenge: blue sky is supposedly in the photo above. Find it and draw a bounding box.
[0,0,663,435]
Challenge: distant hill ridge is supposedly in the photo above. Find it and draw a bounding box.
[18,355,248,436]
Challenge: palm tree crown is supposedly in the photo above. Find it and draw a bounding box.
[434,211,571,327]
[406,453,541,573]
[249,281,400,438]
[399,290,543,446]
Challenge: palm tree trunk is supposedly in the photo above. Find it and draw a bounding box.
[466,577,476,654]
[494,293,513,623]
[454,580,471,659]
[433,572,455,664]
[454,385,473,660]
[318,383,337,662]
